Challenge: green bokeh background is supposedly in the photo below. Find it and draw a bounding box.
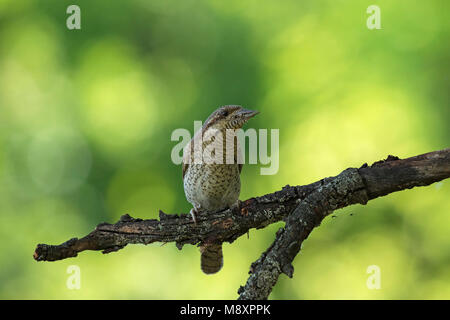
[0,0,449,299]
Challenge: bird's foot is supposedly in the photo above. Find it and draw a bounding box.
[189,208,198,224]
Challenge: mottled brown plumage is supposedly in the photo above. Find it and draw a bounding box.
[182,105,258,274]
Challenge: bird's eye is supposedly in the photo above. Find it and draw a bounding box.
[220,110,228,117]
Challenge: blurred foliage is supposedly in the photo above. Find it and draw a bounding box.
[0,0,449,299]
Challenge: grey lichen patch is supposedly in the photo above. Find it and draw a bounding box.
[239,257,282,300]
[318,168,369,211]
[239,168,374,300]
[333,168,365,195]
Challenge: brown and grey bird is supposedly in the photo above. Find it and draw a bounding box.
[182,105,259,274]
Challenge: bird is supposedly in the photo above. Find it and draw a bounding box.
[182,105,259,274]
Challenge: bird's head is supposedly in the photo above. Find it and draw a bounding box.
[203,105,259,131]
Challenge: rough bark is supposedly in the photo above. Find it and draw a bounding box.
[238,149,450,299]
[33,148,450,299]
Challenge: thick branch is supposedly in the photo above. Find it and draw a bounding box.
[33,149,449,299]
[33,180,324,261]
[237,148,450,299]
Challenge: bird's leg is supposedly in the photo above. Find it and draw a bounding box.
[230,199,242,213]
[190,205,200,224]
[189,208,197,224]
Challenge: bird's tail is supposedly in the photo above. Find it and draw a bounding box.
[200,244,223,274]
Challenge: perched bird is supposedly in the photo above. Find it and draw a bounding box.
[182,105,259,274]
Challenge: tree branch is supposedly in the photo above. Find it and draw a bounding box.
[33,149,450,299]
[238,148,450,299]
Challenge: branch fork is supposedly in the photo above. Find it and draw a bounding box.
[33,149,450,299]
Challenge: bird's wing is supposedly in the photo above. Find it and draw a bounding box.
[182,130,201,180]
[235,135,243,174]
[183,128,244,177]
[182,162,189,180]
[182,140,191,180]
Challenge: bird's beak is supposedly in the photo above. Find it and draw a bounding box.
[238,108,259,120]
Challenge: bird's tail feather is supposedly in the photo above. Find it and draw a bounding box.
[200,244,223,274]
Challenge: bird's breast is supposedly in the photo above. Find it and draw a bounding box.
[183,163,241,212]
